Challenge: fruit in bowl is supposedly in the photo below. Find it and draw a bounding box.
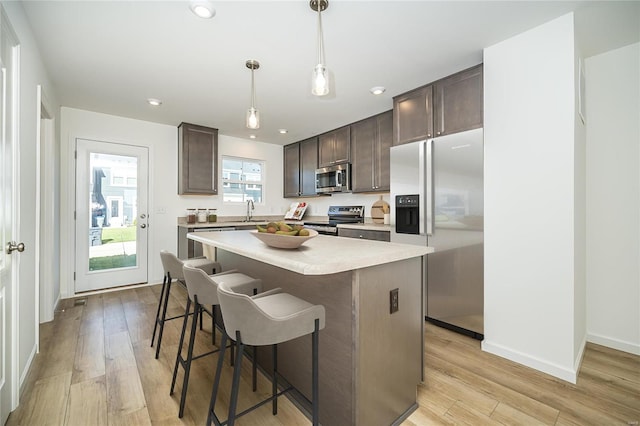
[251,224,318,249]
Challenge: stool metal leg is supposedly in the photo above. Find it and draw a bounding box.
[170,297,191,397]
[151,273,168,348]
[207,332,228,426]
[312,318,320,426]
[155,272,174,359]
[252,346,258,392]
[178,298,200,418]
[227,332,244,426]
[211,305,216,345]
[272,344,278,415]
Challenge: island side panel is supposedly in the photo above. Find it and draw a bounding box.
[216,249,355,426]
[355,257,423,426]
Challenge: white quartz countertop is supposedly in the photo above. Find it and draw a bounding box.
[189,230,432,275]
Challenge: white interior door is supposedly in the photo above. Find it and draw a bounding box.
[0,8,19,422]
[75,139,149,292]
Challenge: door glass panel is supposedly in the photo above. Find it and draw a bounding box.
[88,152,138,271]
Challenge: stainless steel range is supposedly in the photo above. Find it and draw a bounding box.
[304,205,364,236]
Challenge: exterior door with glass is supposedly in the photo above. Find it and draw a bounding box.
[75,139,149,292]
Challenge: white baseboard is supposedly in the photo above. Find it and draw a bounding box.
[481,339,578,384]
[587,332,640,355]
[19,343,38,388]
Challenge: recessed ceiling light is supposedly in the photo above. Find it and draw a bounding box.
[278,129,288,134]
[189,1,215,19]
[370,86,386,95]
[249,135,257,139]
[147,98,162,106]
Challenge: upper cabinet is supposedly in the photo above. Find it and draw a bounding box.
[178,122,218,195]
[393,84,433,146]
[283,137,319,198]
[351,110,392,193]
[393,64,483,145]
[318,125,350,167]
[433,64,483,137]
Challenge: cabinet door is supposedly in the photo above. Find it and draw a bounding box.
[434,64,483,136]
[393,85,433,146]
[319,126,350,167]
[299,137,319,196]
[374,110,393,191]
[178,123,218,194]
[283,143,301,197]
[351,117,375,192]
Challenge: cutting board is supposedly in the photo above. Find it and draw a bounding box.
[371,197,390,224]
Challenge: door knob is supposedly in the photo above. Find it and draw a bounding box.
[140,224,147,229]
[140,214,146,219]
[6,241,25,254]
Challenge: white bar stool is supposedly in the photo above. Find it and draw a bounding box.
[151,250,220,359]
[171,264,262,419]
[208,281,325,426]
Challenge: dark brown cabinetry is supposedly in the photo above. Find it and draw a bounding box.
[434,64,483,136]
[351,110,393,193]
[178,122,218,195]
[393,64,483,145]
[393,84,433,146]
[318,125,350,167]
[283,137,319,197]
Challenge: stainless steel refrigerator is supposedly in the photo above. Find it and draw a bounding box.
[390,128,484,339]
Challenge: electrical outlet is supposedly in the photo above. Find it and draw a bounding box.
[390,288,399,314]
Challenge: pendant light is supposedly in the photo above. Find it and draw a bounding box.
[245,60,260,130]
[310,0,329,96]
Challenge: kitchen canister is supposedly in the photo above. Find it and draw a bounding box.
[186,209,196,224]
[197,209,208,223]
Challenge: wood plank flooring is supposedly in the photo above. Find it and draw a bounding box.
[7,283,640,426]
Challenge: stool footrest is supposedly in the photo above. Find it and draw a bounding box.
[211,386,294,426]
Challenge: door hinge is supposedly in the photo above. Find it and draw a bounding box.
[74,150,77,159]
[73,272,76,280]
[74,211,76,220]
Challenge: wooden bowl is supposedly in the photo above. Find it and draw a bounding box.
[250,229,318,249]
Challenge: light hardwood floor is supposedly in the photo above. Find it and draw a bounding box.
[7,283,640,426]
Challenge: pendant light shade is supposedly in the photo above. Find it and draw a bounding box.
[245,60,260,129]
[310,0,329,96]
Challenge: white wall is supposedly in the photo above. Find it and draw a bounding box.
[2,0,60,392]
[585,43,640,355]
[60,108,390,297]
[483,13,584,383]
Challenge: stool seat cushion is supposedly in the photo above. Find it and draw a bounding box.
[161,250,220,280]
[217,283,325,347]
[183,265,262,306]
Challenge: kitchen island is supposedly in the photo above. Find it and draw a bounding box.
[189,230,432,426]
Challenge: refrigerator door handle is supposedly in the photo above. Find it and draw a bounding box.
[425,139,434,236]
[418,141,426,235]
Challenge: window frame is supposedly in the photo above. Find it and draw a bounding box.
[221,155,265,204]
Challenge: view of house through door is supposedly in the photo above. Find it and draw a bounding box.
[0,6,19,424]
[75,139,149,292]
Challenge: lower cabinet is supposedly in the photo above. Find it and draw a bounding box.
[178,226,239,259]
[338,227,390,242]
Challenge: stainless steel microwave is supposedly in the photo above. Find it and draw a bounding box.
[315,163,351,194]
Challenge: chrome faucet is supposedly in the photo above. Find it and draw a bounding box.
[246,199,254,221]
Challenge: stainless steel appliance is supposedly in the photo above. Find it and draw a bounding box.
[304,205,364,236]
[391,128,484,339]
[315,163,351,194]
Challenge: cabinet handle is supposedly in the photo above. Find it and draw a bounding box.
[436,131,441,136]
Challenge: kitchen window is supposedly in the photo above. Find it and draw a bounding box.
[222,156,264,203]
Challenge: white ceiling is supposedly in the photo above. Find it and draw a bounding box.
[21,1,639,145]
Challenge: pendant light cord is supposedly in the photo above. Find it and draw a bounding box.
[317,4,324,65]
[250,67,256,108]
